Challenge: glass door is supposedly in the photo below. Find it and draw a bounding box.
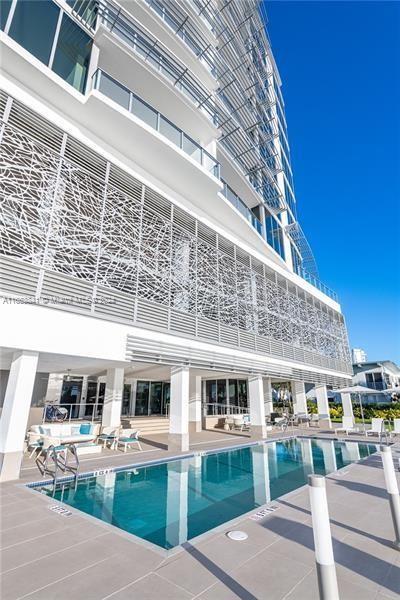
[85,380,97,418]
[135,381,149,416]
[161,382,170,416]
[60,376,83,419]
[121,384,131,416]
[149,382,162,415]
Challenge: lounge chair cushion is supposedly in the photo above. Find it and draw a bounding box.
[80,423,92,434]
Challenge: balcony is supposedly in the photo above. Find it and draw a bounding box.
[92,70,219,178]
[221,180,263,236]
[221,177,339,302]
[296,268,338,303]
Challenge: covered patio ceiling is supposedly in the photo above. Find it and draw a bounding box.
[0,347,291,382]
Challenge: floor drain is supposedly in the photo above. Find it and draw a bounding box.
[226,530,248,541]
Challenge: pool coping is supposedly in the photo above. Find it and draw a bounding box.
[22,435,382,558]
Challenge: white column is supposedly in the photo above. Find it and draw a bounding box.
[341,393,354,420]
[251,445,271,505]
[248,374,267,438]
[166,461,188,547]
[263,377,273,416]
[189,374,202,433]
[169,366,189,452]
[314,385,331,428]
[0,350,39,481]
[102,368,124,428]
[45,373,64,404]
[291,381,308,415]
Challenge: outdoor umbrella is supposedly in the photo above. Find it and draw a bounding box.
[335,385,385,429]
[384,387,400,394]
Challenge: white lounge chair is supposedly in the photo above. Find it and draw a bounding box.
[390,419,400,438]
[26,431,44,458]
[334,416,360,435]
[233,415,250,432]
[365,418,384,437]
[98,426,121,449]
[224,417,234,430]
[116,429,142,453]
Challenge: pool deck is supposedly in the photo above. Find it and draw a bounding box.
[1,428,400,599]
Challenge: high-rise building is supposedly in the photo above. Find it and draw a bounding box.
[352,348,367,364]
[0,0,352,481]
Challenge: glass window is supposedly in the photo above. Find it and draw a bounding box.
[132,96,158,129]
[98,72,130,110]
[217,380,227,404]
[238,380,248,408]
[205,380,217,404]
[159,116,181,146]
[9,0,60,64]
[0,0,12,31]
[228,379,238,406]
[52,13,92,93]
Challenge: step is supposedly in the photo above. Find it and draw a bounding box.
[121,417,170,434]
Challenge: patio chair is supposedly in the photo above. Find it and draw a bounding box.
[334,416,361,436]
[309,414,319,427]
[274,416,288,431]
[391,419,400,438]
[26,431,44,459]
[365,418,384,437]
[293,413,310,427]
[224,417,234,430]
[116,429,142,453]
[98,426,121,449]
[233,416,250,432]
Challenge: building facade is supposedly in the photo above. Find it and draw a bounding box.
[352,348,367,364]
[352,361,400,403]
[0,0,352,480]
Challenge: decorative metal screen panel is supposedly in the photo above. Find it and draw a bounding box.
[0,97,352,374]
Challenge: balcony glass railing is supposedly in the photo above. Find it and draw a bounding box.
[222,179,338,301]
[92,70,220,178]
[221,180,263,236]
[297,267,338,302]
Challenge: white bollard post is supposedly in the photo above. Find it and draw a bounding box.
[381,446,400,549]
[308,475,339,600]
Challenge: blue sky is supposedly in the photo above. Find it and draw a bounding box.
[265,0,400,364]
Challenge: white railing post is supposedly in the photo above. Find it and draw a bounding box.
[308,475,339,599]
[381,446,400,549]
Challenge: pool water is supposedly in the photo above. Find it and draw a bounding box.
[39,438,376,549]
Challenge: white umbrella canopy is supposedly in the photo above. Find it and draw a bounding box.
[335,385,385,394]
[306,388,336,399]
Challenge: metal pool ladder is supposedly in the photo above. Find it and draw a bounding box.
[36,444,80,493]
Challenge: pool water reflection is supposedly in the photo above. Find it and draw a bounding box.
[40,438,376,549]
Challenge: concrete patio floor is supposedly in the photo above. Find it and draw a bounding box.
[1,430,399,599]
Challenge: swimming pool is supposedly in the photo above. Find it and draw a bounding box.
[36,438,377,549]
